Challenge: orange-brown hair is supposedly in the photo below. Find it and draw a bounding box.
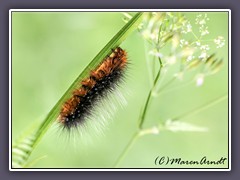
[59,47,127,126]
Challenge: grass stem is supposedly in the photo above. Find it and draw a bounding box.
[113,132,140,167]
[138,57,163,129]
[173,94,228,120]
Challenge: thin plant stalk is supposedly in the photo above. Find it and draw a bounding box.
[173,94,228,120]
[113,132,139,167]
[138,57,163,129]
[155,76,176,94]
[114,56,163,167]
[153,78,195,96]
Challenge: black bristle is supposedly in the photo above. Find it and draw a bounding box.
[64,69,125,129]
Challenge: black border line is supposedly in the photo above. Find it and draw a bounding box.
[10,9,230,171]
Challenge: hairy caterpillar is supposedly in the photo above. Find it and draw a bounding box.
[58,47,128,130]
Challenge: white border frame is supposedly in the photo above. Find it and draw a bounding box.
[9,9,231,171]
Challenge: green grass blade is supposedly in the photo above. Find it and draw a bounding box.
[22,12,144,161]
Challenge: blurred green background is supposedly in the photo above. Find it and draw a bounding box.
[12,12,229,168]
